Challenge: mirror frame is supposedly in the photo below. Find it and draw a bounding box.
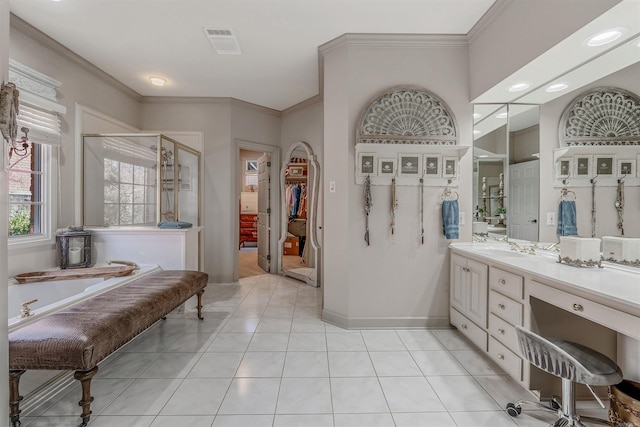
[279,141,321,287]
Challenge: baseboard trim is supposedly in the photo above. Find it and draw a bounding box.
[322,309,451,330]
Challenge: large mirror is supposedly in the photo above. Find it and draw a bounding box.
[279,142,321,287]
[473,104,540,241]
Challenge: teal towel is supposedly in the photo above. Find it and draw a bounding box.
[442,200,459,240]
[158,221,193,229]
[557,200,578,236]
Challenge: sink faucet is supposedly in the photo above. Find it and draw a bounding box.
[543,241,561,251]
[18,299,38,318]
[106,260,140,270]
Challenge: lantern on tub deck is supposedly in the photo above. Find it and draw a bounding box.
[57,226,92,269]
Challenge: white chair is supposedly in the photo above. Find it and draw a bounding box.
[507,325,623,426]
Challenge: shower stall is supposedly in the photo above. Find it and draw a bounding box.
[82,134,200,227]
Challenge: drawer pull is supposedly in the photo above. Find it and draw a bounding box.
[499,279,506,285]
[461,323,468,329]
[573,303,584,312]
[498,328,505,335]
[498,303,506,310]
[497,353,505,360]
[462,267,470,272]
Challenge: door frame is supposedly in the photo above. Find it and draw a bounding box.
[235,140,281,278]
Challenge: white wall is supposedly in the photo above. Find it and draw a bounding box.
[321,35,473,328]
[538,62,640,243]
[1,1,10,421]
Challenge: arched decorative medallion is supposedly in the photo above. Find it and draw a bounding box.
[356,86,458,145]
[559,87,640,146]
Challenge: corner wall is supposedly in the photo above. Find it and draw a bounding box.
[1,1,10,420]
[321,35,473,328]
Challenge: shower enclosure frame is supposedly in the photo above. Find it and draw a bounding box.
[81,133,201,227]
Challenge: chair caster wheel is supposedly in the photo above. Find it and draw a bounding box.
[549,396,561,410]
[506,402,521,417]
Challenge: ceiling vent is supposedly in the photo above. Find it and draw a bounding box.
[204,28,241,55]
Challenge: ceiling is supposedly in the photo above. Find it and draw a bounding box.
[8,1,640,112]
[8,0,496,111]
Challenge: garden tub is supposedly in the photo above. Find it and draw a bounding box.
[8,264,161,332]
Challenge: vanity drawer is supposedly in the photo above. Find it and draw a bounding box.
[489,267,523,300]
[529,280,640,342]
[489,313,519,352]
[450,307,487,352]
[489,290,523,326]
[489,336,522,381]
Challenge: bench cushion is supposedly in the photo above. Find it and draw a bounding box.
[9,270,208,371]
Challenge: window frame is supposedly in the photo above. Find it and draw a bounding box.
[8,141,57,248]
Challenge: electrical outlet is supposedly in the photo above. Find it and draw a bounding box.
[459,212,465,225]
[547,212,556,226]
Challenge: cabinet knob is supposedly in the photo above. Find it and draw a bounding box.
[573,303,584,312]
[498,303,506,310]
[499,279,506,285]
[462,267,470,272]
[498,328,505,335]
[497,353,505,360]
[461,324,468,329]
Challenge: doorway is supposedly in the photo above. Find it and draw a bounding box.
[236,142,280,280]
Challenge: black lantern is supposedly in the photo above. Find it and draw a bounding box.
[57,226,92,269]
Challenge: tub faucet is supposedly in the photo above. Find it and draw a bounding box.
[107,260,140,270]
[18,299,38,318]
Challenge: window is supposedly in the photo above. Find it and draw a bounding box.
[7,103,59,242]
[8,142,46,237]
[103,158,156,226]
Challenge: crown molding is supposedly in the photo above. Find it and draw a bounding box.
[10,14,142,102]
[320,33,468,58]
[282,94,322,117]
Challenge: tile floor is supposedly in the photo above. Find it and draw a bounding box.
[19,274,609,426]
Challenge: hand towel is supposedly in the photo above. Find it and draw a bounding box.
[442,200,459,240]
[158,221,193,229]
[556,200,578,236]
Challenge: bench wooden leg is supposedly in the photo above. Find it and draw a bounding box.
[9,369,26,427]
[74,367,98,427]
[197,289,205,320]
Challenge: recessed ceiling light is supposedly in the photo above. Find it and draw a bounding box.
[545,83,569,93]
[496,112,508,119]
[478,154,489,158]
[473,129,482,135]
[507,82,530,92]
[149,76,167,87]
[586,27,626,47]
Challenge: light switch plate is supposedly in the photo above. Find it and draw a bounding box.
[547,212,556,226]
[459,212,465,225]
[329,181,336,193]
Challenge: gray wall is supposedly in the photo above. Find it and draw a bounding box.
[1,0,10,419]
[321,35,473,328]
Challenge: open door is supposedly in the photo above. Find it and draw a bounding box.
[257,153,271,272]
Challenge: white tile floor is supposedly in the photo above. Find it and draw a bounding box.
[19,274,610,427]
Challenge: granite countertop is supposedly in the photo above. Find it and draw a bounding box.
[449,241,640,315]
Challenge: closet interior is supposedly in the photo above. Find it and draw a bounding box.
[283,158,308,269]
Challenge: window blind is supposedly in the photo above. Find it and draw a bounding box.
[17,103,62,146]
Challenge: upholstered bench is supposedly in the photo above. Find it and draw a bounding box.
[8,269,208,427]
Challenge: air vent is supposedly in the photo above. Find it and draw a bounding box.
[204,28,241,55]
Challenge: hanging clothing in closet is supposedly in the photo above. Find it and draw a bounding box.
[286,183,307,220]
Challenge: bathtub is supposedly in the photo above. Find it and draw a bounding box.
[8,264,161,332]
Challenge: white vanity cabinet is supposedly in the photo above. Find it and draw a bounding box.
[487,267,525,380]
[450,254,488,350]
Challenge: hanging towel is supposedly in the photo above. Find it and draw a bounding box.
[556,200,578,236]
[158,221,193,229]
[442,200,459,240]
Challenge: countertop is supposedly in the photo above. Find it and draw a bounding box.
[449,241,640,316]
